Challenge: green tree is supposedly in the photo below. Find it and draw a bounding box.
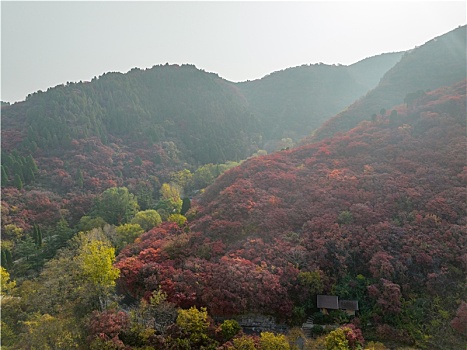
[160,182,181,202]
[167,213,187,226]
[131,180,156,210]
[192,164,216,189]
[29,251,81,316]
[131,209,162,231]
[1,245,13,269]
[53,218,73,244]
[75,168,84,188]
[115,223,144,250]
[78,216,107,231]
[156,183,182,220]
[298,271,324,295]
[24,154,39,182]
[14,173,23,190]
[181,197,191,216]
[1,165,9,186]
[93,187,139,225]
[337,210,353,225]
[220,319,241,341]
[134,155,143,166]
[130,289,177,334]
[170,169,193,194]
[33,224,43,247]
[294,270,325,318]
[15,236,36,261]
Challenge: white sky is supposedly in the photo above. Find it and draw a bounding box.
[1,1,466,103]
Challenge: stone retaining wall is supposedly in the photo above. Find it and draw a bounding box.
[234,314,288,334]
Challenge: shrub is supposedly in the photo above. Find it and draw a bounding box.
[260,331,290,350]
[220,319,241,341]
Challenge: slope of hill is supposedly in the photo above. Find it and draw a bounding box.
[1,64,259,165]
[2,51,402,163]
[347,52,404,88]
[2,27,466,349]
[236,52,403,146]
[0,52,404,232]
[116,80,467,349]
[311,25,466,141]
[1,52,402,202]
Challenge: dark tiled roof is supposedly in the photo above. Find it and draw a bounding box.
[317,295,339,309]
[339,299,359,311]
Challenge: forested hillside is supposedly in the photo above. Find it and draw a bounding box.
[116,80,466,349]
[311,25,466,141]
[2,64,260,165]
[237,52,402,146]
[0,53,400,250]
[1,26,466,350]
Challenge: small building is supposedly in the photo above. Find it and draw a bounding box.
[317,295,359,316]
[339,299,359,316]
[317,295,339,315]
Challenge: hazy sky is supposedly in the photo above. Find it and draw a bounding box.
[1,1,466,103]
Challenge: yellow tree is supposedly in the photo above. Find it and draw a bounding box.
[260,332,290,350]
[0,266,16,296]
[77,239,120,311]
[19,313,80,350]
[174,306,218,348]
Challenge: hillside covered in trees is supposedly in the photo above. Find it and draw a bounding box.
[2,79,465,348]
[237,52,403,145]
[0,50,403,248]
[1,26,466,350]
[114,80,467,349]
[1,52,403,166]
[311,25,466,142]
[2,64,260,165]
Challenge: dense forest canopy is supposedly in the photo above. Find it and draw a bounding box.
[116,79,467,349]
[237,52,403,144]
[1,26,466,349]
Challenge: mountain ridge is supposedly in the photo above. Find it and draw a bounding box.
[115,79,467,348]
[2,26,466,350]
[310,25,466,141]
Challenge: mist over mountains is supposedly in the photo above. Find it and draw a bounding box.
[2,50,404,166]
[311,25,466,141]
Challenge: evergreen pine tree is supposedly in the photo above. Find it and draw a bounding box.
[24,167,35,183]
[37,225,43,247]
[33,224,39,246]
[76,168,84,188]
[1,249,7,267]
[1,165,9,186]
[181,197,191,215]
[134,155,143,166]
[26,155,38,174]
[33,224,42,247]
[5,249,13,267]
[14,174,23,190]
